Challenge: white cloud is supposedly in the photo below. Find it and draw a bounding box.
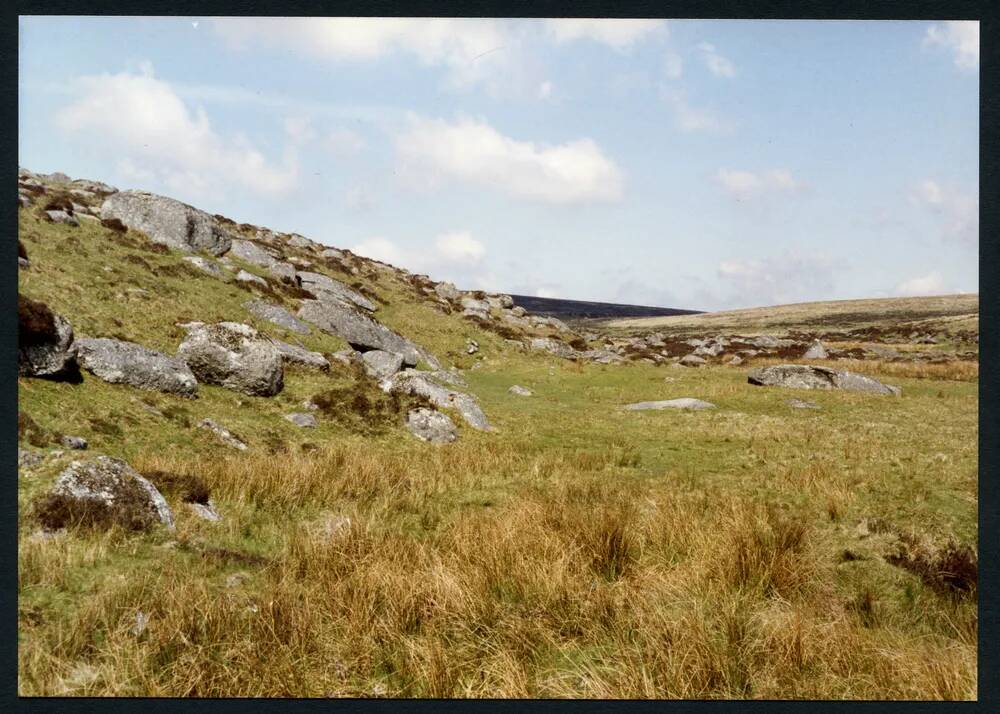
[895,271,947,297]
[284,116,317,145]
[661,89,733,133]
[211,18,515,89]
[924,21,979,70]
[325,127,366,156]
[715,253,840,307]
[697,42,736,78]
[55,66,297,198]
[434,231,485,265]
[664,52,683,80]
[716,168,802,199]
[912,179,978,246]
[395,114,624,204]
[538,80,553,100]
[352,237,405,265]
[544,19,667,49]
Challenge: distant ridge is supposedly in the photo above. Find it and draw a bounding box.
[509,295,702,320]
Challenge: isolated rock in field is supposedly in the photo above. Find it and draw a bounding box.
[77,337,198,397]
[18,297,80,381]
[183,256,226,278]
[803,340,829,360]
[435,282,461,301]
[747,364,901,395]
[188,500,222,522]
[101,191,232,255]
[178,322,283,396]
[60,435,88,450]
[580,349,625,364]
[466,339,479,355]
[285,412,318,428]
[39,456,174,531]
[297,271,376,312]
[382,371,492,431]
[787,398,821,410]
[726,355,744,366]
[272,339,330,371]
[405,408,459,444]
[235,269,267,287]
[529,337,578,360]
[624,398,716,411]
[45,210,79,226]
[297,299,423,366]
[679,354,707,367]
[509,385,533,396]
[244,300,310,335]
[198,418,248,451]
[361,349,405,380]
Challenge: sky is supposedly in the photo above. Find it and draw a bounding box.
[18,17,979,310]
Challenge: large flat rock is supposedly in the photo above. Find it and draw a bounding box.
[747,364,901,395]
[101,190,232,255]
[297,299,422,366]
[77,337,197,396]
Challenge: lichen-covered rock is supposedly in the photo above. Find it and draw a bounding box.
[236,269,267,287]
[244,300,310,335]
[748,364,900,395]
[61,435,88,450]
[803,340,829,360]
[434,282,461,301]
[297,271,375,312]
[285,412,318,428]
[37,456,174,531]
[679,354,707,367]
[509,385,533,396]
[529,337,578,360]
[18,297,80,381]
[272,339,330,371]
[297,300,423,366]
[361,349,404,380]
[624,398,716,411]
[101,190,232,255]
[183,256,226,278]
[381,371,492,431]
[405,408,458,444]
[177,322,283,396]
[45,210,79,226]
[77,337,198,397]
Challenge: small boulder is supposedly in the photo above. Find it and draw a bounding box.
[509,385,533,396]
[183,256,226,278]
[18,449,44,471]
[529,337,578,360]
[382,371,492,431]
[466,339,479,355]
[803,340,829,360]
[244,300,310,335]
[198,418,248,450]
[787,398,821,410]
[37,456,174,531]
[101,191,232,255]
[320,248,344,260]
[624,398,716,411]
[189,501,222,522]
[77,337,198,397]
[361,350,405,380]
[435,282,461,301]
[285,412,318,428]
[45,210,79,226]
[297,271,375,312]
[18,296,80,382]
[405,408,459,444]
[236,269,267,287]
[177,322,283,396]
[679,354,707,367]
[272,340,330,371]
[61,435,88,450]
[747,365,900,395]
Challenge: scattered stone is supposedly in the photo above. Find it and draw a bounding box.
[297,300,423,366]
[694,342,724,357]
[361,349,405,380]
[285,412,318,428]
[302,399,319,411]
[466,339,479,355]
[101,191,232,255]
[272,339,330,371]
[287,233,313,249]
[787,398,821,410]
[61,435,88,450]
[178,322,283,396]
[509,385,533,396]
[188,500,223,522]
[624,398,716,411]
[244,299,310,335]
[747,365,901,395]
[803,340,829,360]
[198,419,248,451]
[529,337,578,360]
[435,282,461,301]
[77,337,198,397]
[679,354,707,367]
[579,349,625,364]
[405,408,459,444]
[725,355,744,366]
[235,269,267,287]
[40,456,175,531]
[382,371,492,431]
[182,256,226,278]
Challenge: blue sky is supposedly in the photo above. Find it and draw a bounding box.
[19,17,979,310]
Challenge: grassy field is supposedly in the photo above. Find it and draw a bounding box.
[603,294,979,336]
[17,203,978,699]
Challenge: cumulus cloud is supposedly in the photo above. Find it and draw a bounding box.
[661,89,734,133]
[697,42,736,78]
[715,253,840,308]
[912,179,978,246]
[211,18,516,90]
[894,271,947,297]
[434,231,486,265]
[395,114,624,204]
[924,21,979,70]
[663,52,683,80]
[351,237,406,265]
[55,65,298,198]
[544,19,667,49]
[537,80,553,100]
[716,168,802,199]
[352,231,489,284]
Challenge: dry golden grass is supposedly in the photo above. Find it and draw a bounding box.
[18,443,976,699]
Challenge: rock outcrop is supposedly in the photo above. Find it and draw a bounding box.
[747,365,901,395]
[101,190,232,255]
[244,300,310,335]
[18,297,80,381]
[77,337,198,397]
[405,408,459,444]
[177,322,283,396]
[297,271,375,312]
[297,300,423,366]
[381,371,492,431]
[272,340,330,371]
[361,350,405,380]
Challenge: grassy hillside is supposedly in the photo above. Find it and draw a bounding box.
[17,188,977,699]
[604,294,979,336]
